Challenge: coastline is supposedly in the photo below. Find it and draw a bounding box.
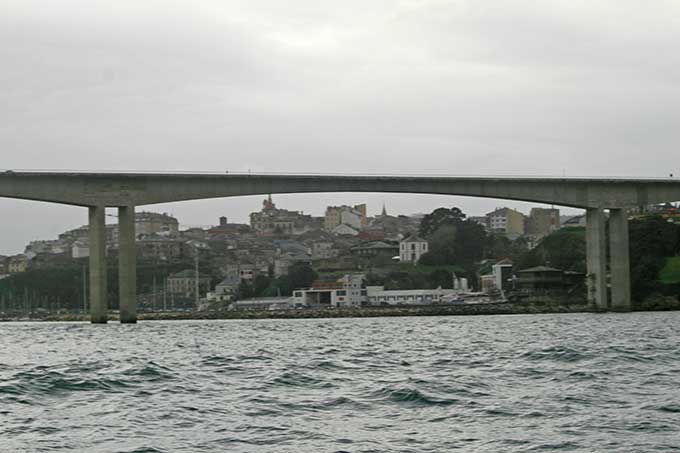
[3,303,596,322]
[3,298,679,323]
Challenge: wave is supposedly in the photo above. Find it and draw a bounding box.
[369,386,459,406]
[519,345,590,362]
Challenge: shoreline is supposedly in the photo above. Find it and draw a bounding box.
[3,300,679,323]
[1,303,604,322]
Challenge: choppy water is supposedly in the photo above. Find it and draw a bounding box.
[1,313,680,452]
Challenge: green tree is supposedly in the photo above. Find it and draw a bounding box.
[419,207,466,237]
[516,227,586,272]
[236,280,254,300]
[287,262,318,290]
[628,216,680,301]
[418,207,489,270]
[252,274,272,297]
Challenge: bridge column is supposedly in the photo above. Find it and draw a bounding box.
[586,207,608,310]
[118,205,137,323]
[88,206,108,323]
[609,209,631,311]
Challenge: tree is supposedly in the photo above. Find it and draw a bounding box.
[516,227,586,272]
[419,207,466,237]
[418,207,489,270]
[286,262,318,291]
[252,274,272,297]
[419,225,457,265]
[628,216,680,301]
[236,280,254,300]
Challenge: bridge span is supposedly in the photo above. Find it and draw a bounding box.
[3,171,680,322]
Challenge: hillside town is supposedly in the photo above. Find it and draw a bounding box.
[1,196,679,316]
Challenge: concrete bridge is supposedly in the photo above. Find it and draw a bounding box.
[2,171,680,323]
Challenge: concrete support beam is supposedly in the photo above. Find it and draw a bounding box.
[586,207,608,310]
[118,205,137,323]
[609,209,632,311]
[88,206,108,323]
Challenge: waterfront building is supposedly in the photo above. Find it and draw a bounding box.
[366,286,459,306]
[479,258,514,294]
[292,274,367,308]
[166,269,211,297]
[231,296,293,311]
[516,266,586,296]
[206,275,240,303]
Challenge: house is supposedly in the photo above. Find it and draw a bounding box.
[526,208,560,237]
[399,233,428,263]
[71,241,90,258]
[166,270,211,297]
[135,211,179,236]
[479,258,514,294]
[180,228,208,240]
[516,266,585,294]
[137,236,183,261]
[7,255,29,273]
[324,204,367,230]
[485,207,526,239]
[24,240,68,257]
[250,195,316,236]
[310,241,338,260]
[350,240,399,258]
[208,216,251,236]
[274,251,312,277]
[206,275,241,303]
[292,274,367,308]
[332,223,360,236]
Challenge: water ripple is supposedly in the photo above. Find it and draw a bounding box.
[1,313,679,451]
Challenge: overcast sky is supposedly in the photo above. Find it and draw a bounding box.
[1,1,680,254]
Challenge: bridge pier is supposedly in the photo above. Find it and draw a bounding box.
[609,209,631,311]
[586,207,608,310]
[88,206,108,323]
[118,205,137,323]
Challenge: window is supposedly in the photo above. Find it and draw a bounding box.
[337,290,346,296]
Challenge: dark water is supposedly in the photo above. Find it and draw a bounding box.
[1,313,680,452]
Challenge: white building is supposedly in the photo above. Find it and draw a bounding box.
[292,274,367,308]
[135,211,179,236]
[324,204,367,231]
[332,224,360,236]
[72,241,89,258]
[366,286,460,306]
[399,233,428,263]
[480,259,513,295]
